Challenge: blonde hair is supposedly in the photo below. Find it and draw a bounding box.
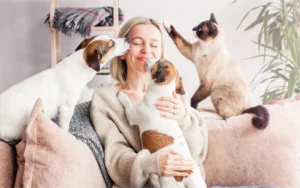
[110,17,165,83]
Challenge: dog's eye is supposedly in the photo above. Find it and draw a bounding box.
[110,40,115,48]
[97,52,102,60]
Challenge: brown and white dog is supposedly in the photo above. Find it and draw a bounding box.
[117,59,207,188]
[0,35,129,141]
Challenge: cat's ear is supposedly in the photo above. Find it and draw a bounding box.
[210,13,218,24]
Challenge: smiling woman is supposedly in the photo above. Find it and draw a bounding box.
[90,16,209,187]
[110,17,165,85]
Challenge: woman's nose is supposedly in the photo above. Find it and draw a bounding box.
[141,44,151,53]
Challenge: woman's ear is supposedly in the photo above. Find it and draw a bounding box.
[120,55,126,60]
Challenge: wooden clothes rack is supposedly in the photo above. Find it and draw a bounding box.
[49,0,120,67]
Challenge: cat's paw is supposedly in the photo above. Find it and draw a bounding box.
[163,21,171,33]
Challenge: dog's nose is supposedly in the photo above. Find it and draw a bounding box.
[125,38,130,43]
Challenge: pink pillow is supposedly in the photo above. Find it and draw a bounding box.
[0,141,17,188]
[14,98,106,188]
[203,100,300,188]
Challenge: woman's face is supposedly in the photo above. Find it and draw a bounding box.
[125,24,162,73]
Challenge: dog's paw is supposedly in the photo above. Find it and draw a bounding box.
[163,21,171,33]
[60,124,70,131]
[117,91,128,102]
[117,91,126,97]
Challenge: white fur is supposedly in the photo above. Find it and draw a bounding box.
[118,75,206,188]
[0,35,129,141]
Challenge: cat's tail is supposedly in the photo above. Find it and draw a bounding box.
[242,105,269,129]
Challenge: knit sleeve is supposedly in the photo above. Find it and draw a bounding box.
[178,94,209,178]
[90,92,160,187]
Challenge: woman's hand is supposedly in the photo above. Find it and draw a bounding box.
[156,91,186,121]
[158,150,193,177]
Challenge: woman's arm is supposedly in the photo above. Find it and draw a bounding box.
[156,93,209,177]
[90,93,159,187]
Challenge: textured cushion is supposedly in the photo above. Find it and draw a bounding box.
[202,99,300,188]
[0,141,17,188]
[14,98,106,188]
[52,101,113,187]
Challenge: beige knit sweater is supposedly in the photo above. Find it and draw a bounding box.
[90,83,208,188]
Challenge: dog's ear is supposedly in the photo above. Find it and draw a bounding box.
[86,57,100,72]
[84,44,102,71]
[210,13,218,24]
[156,69,167,83]
[175,70,186,95]
[75,36,97,51]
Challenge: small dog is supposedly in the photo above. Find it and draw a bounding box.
[117,59,207,188]
[0,35,129,141]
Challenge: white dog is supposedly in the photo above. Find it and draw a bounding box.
[117,59,207,188]
[0,35,129,141]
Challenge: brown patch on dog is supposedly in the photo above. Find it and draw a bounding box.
[83,40,115,71]
[174,170,193,182]
[151,59,176,85]
[175,70,185,95]
[141,130,174,153]
[75,36,97,51]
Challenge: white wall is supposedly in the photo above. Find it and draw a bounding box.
[0,0,268,107]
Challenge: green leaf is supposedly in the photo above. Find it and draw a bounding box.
[286,69,298,98]
[295,37,300,66]
[253,41,291,61]
[262,61,284,72]
[231,0,239,4]
[237,4,267,30]
[244,13,279,31]
[271,68,288,81]
[277,23,298,65]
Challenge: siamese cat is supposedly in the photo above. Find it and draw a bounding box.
[163,13,269,129]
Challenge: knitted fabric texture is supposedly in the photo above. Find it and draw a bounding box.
[45,7,124,38]
[52,101,113,188]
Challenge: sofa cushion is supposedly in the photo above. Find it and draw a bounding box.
[52,101,112,187]
[202,99,300,188]
[14,98,106,188]
[0,141,17,188]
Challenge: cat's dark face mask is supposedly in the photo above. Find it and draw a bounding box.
[193,13,218,41]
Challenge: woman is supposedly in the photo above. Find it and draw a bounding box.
[90,16,208,187]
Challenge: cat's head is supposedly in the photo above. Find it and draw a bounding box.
[192,13,219,41]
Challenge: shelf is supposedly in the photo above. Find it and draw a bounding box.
[49,0,120,67]
[92,26,116,31]
[97,69,110,75]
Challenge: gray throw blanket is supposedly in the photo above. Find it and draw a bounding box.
[53,101,113,188]
[45,7,124,38]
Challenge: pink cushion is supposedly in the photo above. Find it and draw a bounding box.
[0,141,17,188]
[14,98,106,188]
[202,99,300,188]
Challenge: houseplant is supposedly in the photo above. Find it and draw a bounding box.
[234,0,300,103]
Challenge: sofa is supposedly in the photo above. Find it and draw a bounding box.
[1,94,300,188]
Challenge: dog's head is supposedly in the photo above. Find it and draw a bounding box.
[150,59,185,95]
[192,13,219,41]
[75,35,130,72]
